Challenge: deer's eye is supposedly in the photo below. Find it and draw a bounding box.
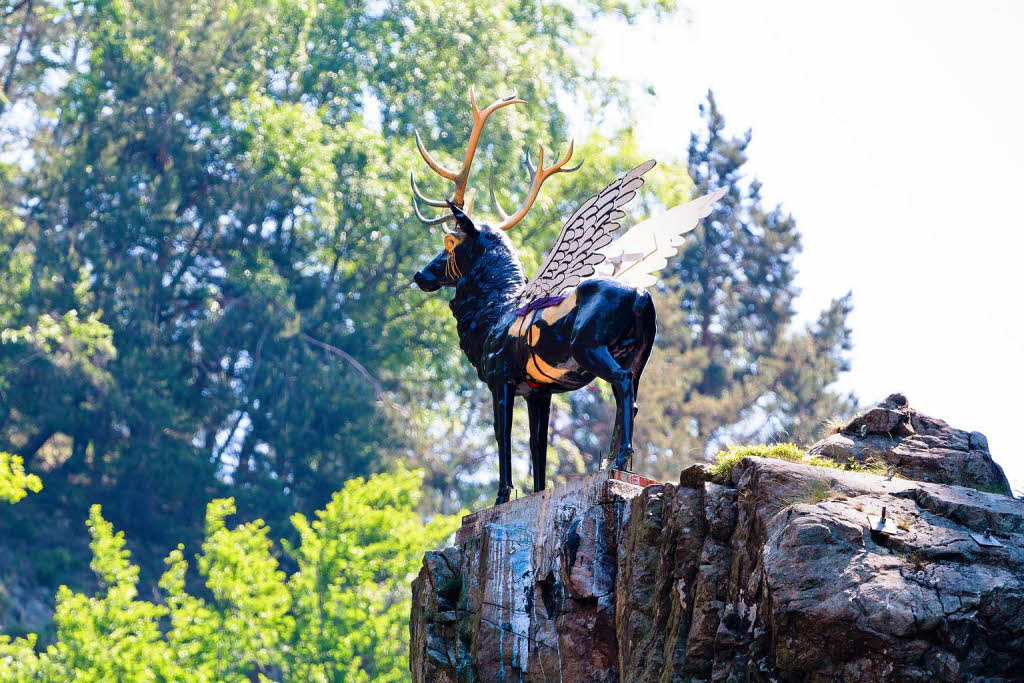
[444,234,459,253]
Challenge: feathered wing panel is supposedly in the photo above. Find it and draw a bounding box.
[592,187,727,288]
[517,160,657,304]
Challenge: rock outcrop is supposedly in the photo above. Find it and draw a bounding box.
[809,393,1012,496]
[411,454,1023,680]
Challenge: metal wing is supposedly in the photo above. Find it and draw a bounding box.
[518,160,656,304]
[592,187,727,288]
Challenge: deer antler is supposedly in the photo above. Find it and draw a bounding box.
[411,88,524,226]
[492,142,582,232]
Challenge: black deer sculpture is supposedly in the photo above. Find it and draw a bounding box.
[412,90,724,505]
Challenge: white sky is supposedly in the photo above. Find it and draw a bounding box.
[584,0,1024,492]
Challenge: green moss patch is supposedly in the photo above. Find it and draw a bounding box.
[708,443,886,479]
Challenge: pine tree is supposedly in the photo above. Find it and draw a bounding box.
[619,92,857,476]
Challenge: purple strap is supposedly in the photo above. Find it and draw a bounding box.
[514,295,567,317]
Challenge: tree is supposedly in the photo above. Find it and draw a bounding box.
[0,468,460,682]
[0,0,678,546]
[0,452,41,503]
[592,92,856,477]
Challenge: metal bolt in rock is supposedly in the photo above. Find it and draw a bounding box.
[971,527,1005,548]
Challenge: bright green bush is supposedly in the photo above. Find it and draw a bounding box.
[708,443,807,478]
[0,452,41,504]
[0,469,460,682]
[709,442,885,478]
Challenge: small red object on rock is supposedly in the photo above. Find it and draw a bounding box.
[607,469,659,487]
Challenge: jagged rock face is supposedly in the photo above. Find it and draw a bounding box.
[809,393,1012,496]
[410,459,1024,681]
[410,476,639,682]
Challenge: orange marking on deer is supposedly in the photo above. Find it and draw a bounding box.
[526,353,570,384]
[539,291,577,325]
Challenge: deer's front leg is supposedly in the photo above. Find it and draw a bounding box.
[526,393,551,493]
[491,383,515,505]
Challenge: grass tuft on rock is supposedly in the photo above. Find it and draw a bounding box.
[823,415,848,436]
[708,442,886,478]
[708,443,805,478]
[787,480,842,506]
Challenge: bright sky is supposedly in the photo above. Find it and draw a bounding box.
[585,0,1024,492]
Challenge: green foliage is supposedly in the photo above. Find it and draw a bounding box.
[32,548,74,588]
[708,442,884,479]
[43,505,173,681]
[285,468,458,681]
[708,442,806,478]
[0,469,459,682]
[0,452,41,503]
[158,497,293,681]
[1,311,115,384]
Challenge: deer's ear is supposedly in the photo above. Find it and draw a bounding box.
[446,200,477,235]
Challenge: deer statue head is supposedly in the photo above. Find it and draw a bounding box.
[411,89,579,292]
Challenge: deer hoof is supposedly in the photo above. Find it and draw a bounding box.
[611,448,635,471]
[495,486,512,506]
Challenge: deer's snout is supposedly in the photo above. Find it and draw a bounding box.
[413,269,440,292]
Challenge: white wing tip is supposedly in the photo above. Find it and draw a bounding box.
[636,159,657,174]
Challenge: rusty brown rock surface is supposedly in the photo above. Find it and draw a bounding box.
[808,393,1012,495]
[411,458,1023,681]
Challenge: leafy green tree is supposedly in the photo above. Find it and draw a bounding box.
[43,505,175,681]
[0,0,82,117]
[284,468,458,681]
[0,468,459,682]
[0,452,41,503]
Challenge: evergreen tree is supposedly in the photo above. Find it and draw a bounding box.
[590,92,857,476]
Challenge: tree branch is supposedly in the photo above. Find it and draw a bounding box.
[1,0,32,112]
[1,0,29,20]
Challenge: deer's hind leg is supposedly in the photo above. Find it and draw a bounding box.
[570,344,635,470]
[629,290,657,429]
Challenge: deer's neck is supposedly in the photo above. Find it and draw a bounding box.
[449,248,526,373]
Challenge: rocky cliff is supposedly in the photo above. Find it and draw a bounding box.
[410,401,1022,681]
[808,393,1012,496]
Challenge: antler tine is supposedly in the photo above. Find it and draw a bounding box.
[452,87,526,206]
[410,171,450,208]
[549,140,577,173]
[521,147,581,179]
[489,160,509,221]
[411,196,455,227]
[556,158,584,174]
[414,130,457,180]
[494,140,580,232]
[523,148,536,182]
[410,88,525,221]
